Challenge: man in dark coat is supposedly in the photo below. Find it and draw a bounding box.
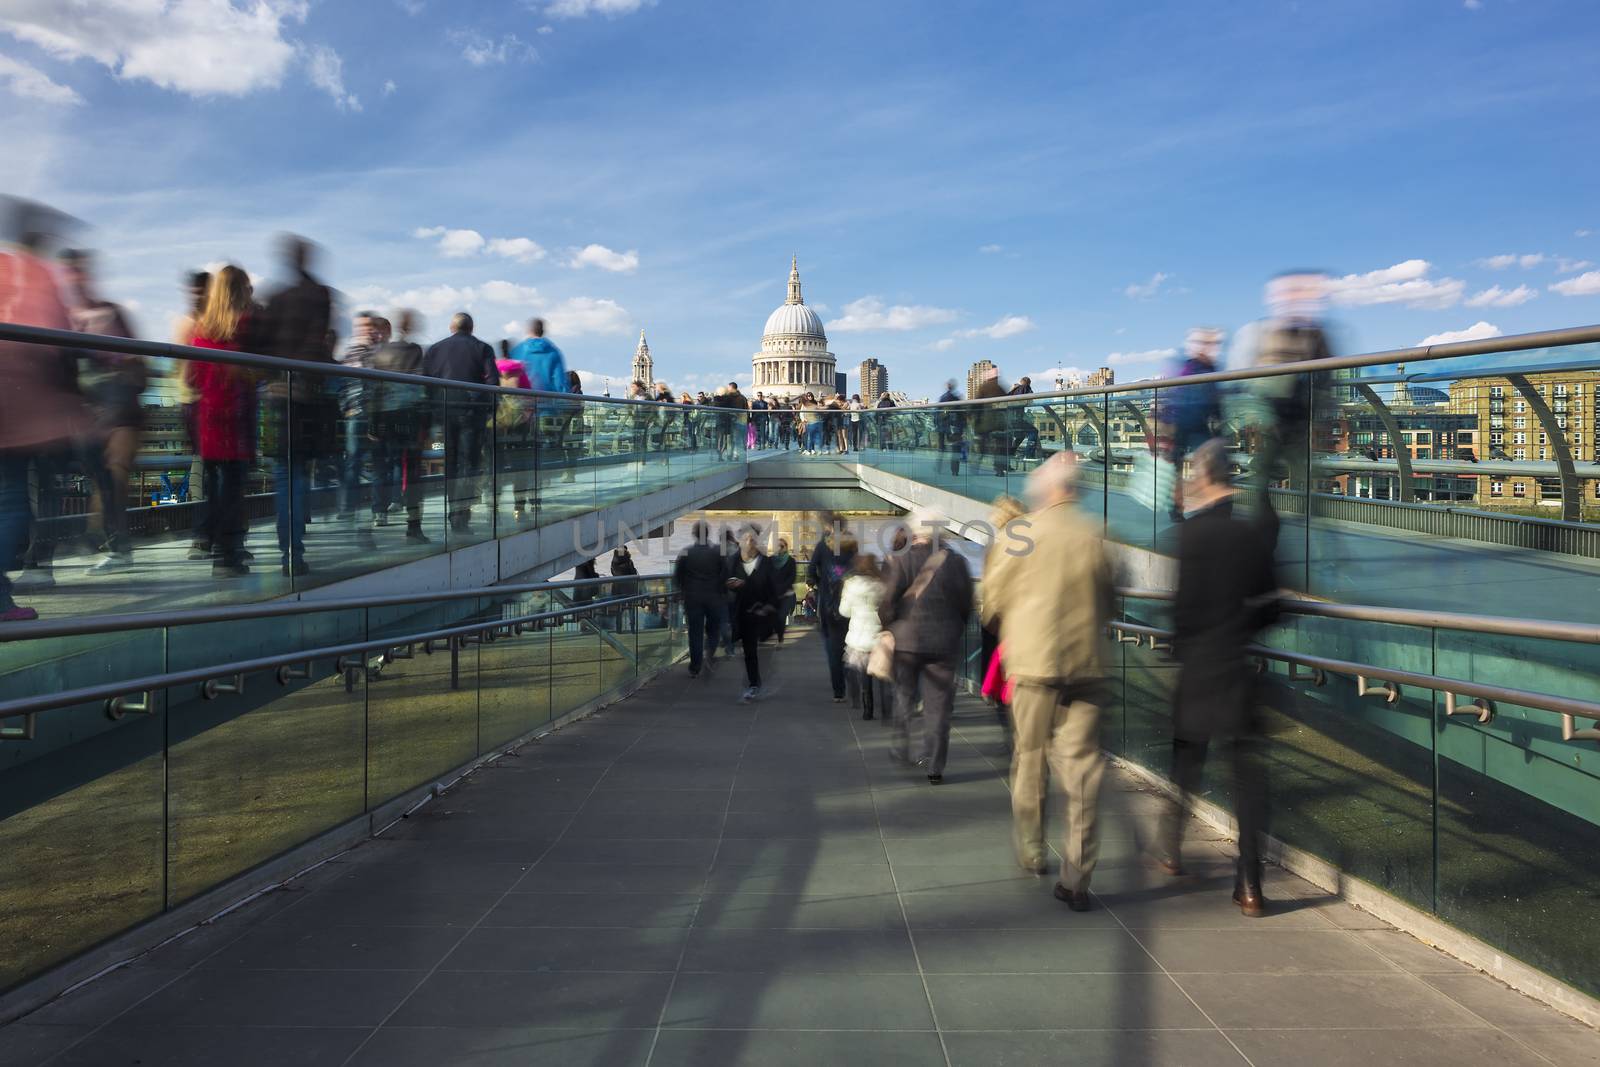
[1157,438,1280,916]
[883,507,973,783]
[423,311,496,531]
[674,520,730,677]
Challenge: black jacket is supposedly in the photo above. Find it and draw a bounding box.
[423,332,496,386]
[674,541,727,603]
[772,553,797,598]
[728,551,781,624]
[1172,498,1280,738]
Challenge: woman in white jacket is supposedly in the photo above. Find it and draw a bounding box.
[838,553,886,720]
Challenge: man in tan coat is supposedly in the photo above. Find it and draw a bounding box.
[981,451,1114,910]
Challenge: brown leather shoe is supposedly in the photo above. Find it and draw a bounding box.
[1155,855,1184,877]
[1053,883,1092,911]
[1018,854,1047,877]
[1232,884,1267,918]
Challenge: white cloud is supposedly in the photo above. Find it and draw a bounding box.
[1550,271,1600,297]
[486,237,546,263]
[537,25,555,35]
[826,297,958,333]
[934,314,1037,349]
[1033,365,1088,382]
[1465,284,1537,308]
[979,244,1003,254]
[1578,229,1594,239]
[1328,260,1465,309]
[304,44,360,111]
[1106,348,1177,366]
[1476,253,1545,270]
[0,53,83,105]
[438,229,487,257]
[348,282,480,319]
[573,369,607,392]
[382,78,397,95]
[1556,257,1595,273]
[546,0,653,17]
[544,296,632,336]
[568,243,639,273]
[479,280,541,305]
[1418,321,1501,346]
[450,30,537,66]
[1123,272,1171,300]
[0,0,305,97]
[1464,0,1483,9]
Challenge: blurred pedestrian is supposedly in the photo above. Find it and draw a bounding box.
[186,265,259,578]
[495,339,535,521]
[58,248,145,573]
[423,311,496,532]
[258,234,337,577]
[0,199,94,620]
[814,531,856,703]
[1233,271,1335,537]
[883,506,973,784]
[369,309,430,543]
[981,452,1113,909]
[1163,327,1225,520]
[727,529,780,702]
[839,551,885,719]
[674,519,730,678]
[1156,439,1280,916]
[979,494,1026,753]
[973,364,1011,475]
[771,535,797,643]
[338,310,384,545]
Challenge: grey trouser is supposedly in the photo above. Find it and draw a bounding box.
[891,651,956,775]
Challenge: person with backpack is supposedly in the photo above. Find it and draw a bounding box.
[882,507,973,783]
[1231,271,1336,537]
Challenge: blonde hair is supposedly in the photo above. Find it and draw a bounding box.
[195,264,252,344]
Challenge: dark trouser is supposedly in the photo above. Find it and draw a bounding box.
[203,459,248,565]
[0,451,31,607]
[776,593,795,642]
[846,664,874,713]
[820,618,847,698]
[371,424,423,523]
[273,458,310,561]
[982,431,1010,473]
[1163,731,1267,886]
[685,595,729,673]
[340,413,368,515]
[891,651,956,775]
[444,412,485,525]
[90,423,139,554]
[1249,410,1310,516]
[740,610,768,687]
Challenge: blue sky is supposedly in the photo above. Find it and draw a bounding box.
[3,0,1599,398]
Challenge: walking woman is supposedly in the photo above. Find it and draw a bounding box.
[727,529,780,702]
[771,535,797,644]
[185,265,258,578]
[839,552,885,719]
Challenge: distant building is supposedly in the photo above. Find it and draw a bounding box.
[859,358,888,403]
[752,257,837,398]
[835,371,847,397]
[1085,366,1114,388]
[966,359,996,398]
[1447,370,1600,510]
[631,329,653,389]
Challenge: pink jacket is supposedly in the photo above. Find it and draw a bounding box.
[0,249,91,451]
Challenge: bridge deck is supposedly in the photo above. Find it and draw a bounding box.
[4,638,1592,1067]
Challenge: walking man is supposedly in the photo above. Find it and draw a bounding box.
[424,312,496,532]
[982,452,1113,909]
[1157,439,1280,916]
[674,519,730,677]
[883,506,973,784]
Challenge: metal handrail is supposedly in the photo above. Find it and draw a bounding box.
[0,574,669,643]
[6,321,1600,411]
[1116,587,1600,645]
[1107,618,1600,727]
[0,590,674,726]
[0,323,728,411]
[877,322,1600,408]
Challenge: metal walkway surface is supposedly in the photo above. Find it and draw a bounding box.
[4,637,1597,1067]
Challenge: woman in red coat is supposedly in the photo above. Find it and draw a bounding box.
[185,265,258,578]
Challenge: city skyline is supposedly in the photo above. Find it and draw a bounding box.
[3,2,1599,398]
